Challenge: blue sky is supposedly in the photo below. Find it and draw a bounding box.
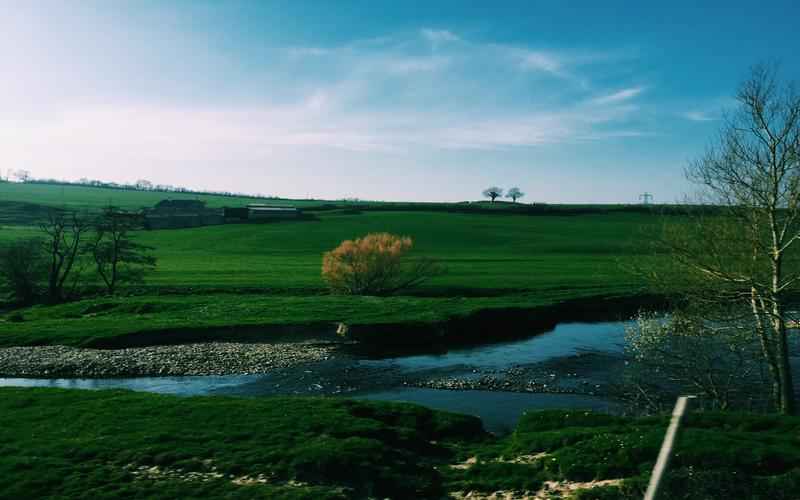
[2,1,799,203]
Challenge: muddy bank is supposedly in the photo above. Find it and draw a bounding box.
[81,294,662,352]
[340,294,663,353]
[0,342,337,378]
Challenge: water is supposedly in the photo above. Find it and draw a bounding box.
[359,320,629,371]
[0,375,258,396]
[0,320,630,431]
[358,388,619,433]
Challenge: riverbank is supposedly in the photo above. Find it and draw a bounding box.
[0,292,662,349]
[2,387,800,499]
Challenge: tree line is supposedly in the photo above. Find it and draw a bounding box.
[0,206,156,304]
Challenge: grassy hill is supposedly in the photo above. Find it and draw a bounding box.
[0,182,662,347]
[0,181,309,211]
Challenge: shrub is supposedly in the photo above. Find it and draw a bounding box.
[321,233,442,295]
[0,238,48,303]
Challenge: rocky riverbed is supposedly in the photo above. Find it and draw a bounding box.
[216,350,623,399]
[0,342,623,400]
[0,342,337,377]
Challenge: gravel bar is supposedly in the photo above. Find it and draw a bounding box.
[0,342,337,378]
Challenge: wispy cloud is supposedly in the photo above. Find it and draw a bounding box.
[2,28,649,177]
[517,51,564,75]
[591,86,645,105]
[681,110,716,122]
[382,56,449,74]
[285,47,331,58]
[420,28,460,43]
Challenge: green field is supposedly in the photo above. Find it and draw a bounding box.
[0,182,660,347]
[1,388,798,499]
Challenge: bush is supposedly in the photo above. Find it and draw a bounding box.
[321,233,442,295]
[0,238,47,303]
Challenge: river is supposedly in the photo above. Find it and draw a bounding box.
[0,320,630,433]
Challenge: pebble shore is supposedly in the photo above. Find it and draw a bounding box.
[0,342,336,378]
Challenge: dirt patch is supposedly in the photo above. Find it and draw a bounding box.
[450,479,623,500]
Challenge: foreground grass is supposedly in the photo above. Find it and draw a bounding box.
[2,388,799,499]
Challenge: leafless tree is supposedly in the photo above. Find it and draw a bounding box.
[482,187,503,203]
[622,311,770,414]
[506,187,525,203]
[40,210,90,302]
[13,169,31,182]
[660,64,800,414]
[0,239,48,303]
[90,206,156,294]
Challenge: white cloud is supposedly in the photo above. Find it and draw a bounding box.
[1,29,648,180]
[518,51,563,74]
[590,86,645,105]
[420,28,460,43]
[682,110,716,122]
[285,47,331,58]
[382,56,449,74]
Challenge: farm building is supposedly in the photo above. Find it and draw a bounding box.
[153,199,207,213]
[224,205,301,222]
[144,199,224,229]
[145,200,301,228]
[247,205,301,220]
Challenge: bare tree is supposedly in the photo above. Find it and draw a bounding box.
[622,311,769,414]
[506,187,525,203]
[91,206,156,294]
[0,239,48,303]
[40,210,90,302]
[661,64,800,414]
[482,187,503,203]
[13,169,31,182]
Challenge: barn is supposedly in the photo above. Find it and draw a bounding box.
[246,205,301,220]
[145,199,224,229]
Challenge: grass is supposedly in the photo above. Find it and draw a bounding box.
[2,388,799,499]
[0,182,663,347]
[445,409,800,499]
[0,387,483,499]
[0,182,313,211]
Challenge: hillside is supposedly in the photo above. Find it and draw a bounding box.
[0,182,662,348]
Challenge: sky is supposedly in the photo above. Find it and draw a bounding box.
[2,1,800,203]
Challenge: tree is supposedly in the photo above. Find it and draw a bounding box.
[622,311,768,413]
[0,239,48,303]
[659,64,800,414]
[482,187,503,203]
[40,210,90,302]
[135,179,153,190]
[322,233,443,295]
[90,206,156,294]
[506,187,525,203]
[13,169,31,182]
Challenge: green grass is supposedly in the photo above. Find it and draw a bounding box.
[2,388,799,499]
[0,182,663,347]
[445,409,800,499]
[0,387,484,499]
[0,182,313,211]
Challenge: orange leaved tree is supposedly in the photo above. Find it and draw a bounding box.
[322,232,441,295]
